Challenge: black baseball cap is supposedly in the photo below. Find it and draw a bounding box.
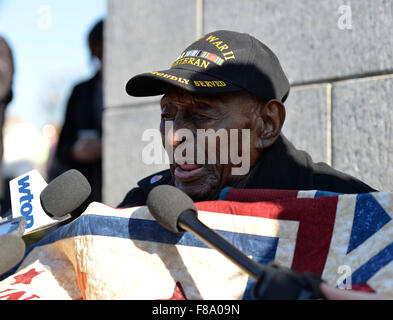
[126,30,290,102]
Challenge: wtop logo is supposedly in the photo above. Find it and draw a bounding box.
[17,175,34,228]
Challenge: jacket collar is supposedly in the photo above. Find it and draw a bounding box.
[137,169,173,195]
[234,133,314,190]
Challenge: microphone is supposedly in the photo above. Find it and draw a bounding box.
[147,185,264,279]
[0,217,26,276]
[40,169,91,218]
[9,169,91,234]
[0,169,91,276]
[0,234,26,276]
[147,185,325,300]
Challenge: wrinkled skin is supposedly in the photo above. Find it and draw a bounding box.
[160,85,285,202]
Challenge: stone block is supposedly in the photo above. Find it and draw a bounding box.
[332,75,393,191]
[282,84,329,164]
[103,102,169,206]
[203,0,393,84]
[105,0,197,108]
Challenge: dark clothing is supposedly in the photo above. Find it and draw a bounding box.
[118,134,376,208]
[0,36,14,216]
[0,37,14,101]
[52,72,103,205]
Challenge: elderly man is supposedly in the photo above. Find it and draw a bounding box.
[118,30,375,208]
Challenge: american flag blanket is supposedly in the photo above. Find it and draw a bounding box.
[0,188,392,300]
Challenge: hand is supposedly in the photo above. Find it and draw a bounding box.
[320,282,388,300]
[72,138,102,163]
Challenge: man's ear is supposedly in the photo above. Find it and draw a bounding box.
[255,99,286,149]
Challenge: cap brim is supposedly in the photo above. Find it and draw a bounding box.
[125,68,243,97]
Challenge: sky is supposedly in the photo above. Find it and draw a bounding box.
[0,0,107,129]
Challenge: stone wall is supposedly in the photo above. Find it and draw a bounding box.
[104,0,393,206]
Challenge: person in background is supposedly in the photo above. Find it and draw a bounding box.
[50,19,104,213]
[0,36,14,217]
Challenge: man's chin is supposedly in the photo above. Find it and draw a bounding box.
[170,164,221,202]
[173,179,220,202]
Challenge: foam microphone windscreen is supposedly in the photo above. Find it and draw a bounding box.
[146,185,197,233]
[0,233,25,275]
[40,169,91,217]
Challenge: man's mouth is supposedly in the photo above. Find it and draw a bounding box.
[174,163,205,181]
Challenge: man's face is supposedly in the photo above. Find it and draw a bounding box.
[160,86,264,202]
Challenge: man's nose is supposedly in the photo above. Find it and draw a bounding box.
[165,118,193,148]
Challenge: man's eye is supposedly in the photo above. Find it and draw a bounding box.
[161,112,174,120]
[194,113,210,120]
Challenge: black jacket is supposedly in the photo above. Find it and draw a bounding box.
[118,134,376,208]
[51,72,103,203]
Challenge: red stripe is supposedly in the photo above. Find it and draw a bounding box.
[196,192,338,276]
[226,188,299,202]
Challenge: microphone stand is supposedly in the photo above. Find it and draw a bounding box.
[179,210,325,300]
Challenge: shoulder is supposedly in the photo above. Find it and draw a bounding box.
[71,73,100,94]
[117,169,173,208]
[279,134,377,193]
[116,187,147,208]
[311,162,377,194]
